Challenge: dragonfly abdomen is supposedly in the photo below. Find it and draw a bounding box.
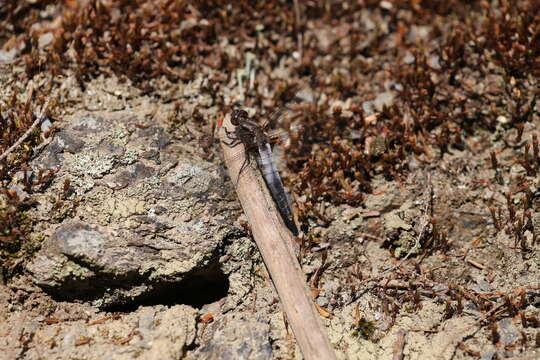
[257,143,299,236]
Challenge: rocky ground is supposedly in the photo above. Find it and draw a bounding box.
[1,1,540,359]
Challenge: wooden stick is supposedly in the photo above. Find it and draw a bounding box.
[392,329,407,360]
[219,114,337,360]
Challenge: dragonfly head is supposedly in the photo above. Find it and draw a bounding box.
[231,109,248,126]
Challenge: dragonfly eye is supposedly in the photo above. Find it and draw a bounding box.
[231,109,248,126]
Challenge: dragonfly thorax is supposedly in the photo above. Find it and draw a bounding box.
[231,109,248,126]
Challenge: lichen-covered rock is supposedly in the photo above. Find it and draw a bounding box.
[25,109,241,308]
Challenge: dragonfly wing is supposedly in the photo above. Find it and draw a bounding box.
[260,82,315,129]
[267,129,290,146]
[267,123,305,146]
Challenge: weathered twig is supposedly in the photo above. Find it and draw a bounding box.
[219,114,336,360]
[392,329,407,360]
[0,96,51,162]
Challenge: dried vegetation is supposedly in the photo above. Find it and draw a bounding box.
[1,0,540,357]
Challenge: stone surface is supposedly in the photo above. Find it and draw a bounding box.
[0,303,197,360]
[190,313,273,360]
[25,110,241,308]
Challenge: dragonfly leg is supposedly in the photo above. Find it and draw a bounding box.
[221,127,244,147]
[221,138,242,147]
[235,154,252,186]
[223,127,238,140]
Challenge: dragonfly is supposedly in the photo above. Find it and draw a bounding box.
[181,84,315,236]
[222,108,300,236]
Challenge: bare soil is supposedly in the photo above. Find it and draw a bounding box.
[1,1,539,359]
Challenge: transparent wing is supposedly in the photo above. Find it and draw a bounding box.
[267,124,302,147]
[220,121,306,167]
[260,81,316,130]
[185,81,315,190]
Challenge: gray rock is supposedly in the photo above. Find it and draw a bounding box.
[382,200,425,258]
[72,115,107,133]
[362,100,375,115]
[34,131,85,169]
[296,87,315,103]
[38,32,54,48]
[373,92,395,111]
[428,55,441,70]
[406,25,431,43]
[40,116,53,133]
[191,313,272,360]
[497,318,520,346]
[480,352,497,360]
[5,305,197,360]
[470,276,495,294]
[403,51,415,64]
[26,110,241,308]
[363,92,396,115]
[7,184,30,202]
[14,170,34,183]
[0,48,17,62]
